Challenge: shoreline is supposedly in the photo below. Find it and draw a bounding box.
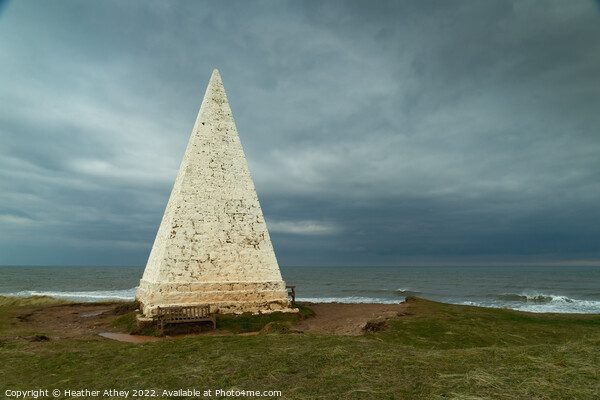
[3,265,600,314]
[2,292,599,315]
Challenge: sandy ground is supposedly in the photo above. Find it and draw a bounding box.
[8,301,411,342]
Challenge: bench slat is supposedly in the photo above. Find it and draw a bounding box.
[153,305,216,334]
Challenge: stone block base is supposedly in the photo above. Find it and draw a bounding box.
[136,279,296,317]
[135,315,154,330]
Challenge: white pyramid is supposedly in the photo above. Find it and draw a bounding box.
[136,69,294,316]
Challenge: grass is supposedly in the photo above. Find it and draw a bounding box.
[382,296,600,349]
[216,302,315,334]
[0,296,598,399]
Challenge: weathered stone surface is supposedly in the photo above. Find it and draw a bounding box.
[136,69,294,316]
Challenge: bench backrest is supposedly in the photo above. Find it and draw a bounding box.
[156,305,212,321]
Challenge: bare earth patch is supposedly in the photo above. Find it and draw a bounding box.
[11,303,123,340]
[294,302,410,336]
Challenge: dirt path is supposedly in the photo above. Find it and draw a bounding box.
[294,302,410,336]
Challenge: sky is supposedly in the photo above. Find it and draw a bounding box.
[0,0,599,267]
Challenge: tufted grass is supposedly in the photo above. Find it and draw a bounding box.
[0,297,598,399]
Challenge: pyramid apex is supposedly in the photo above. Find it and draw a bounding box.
[206,69,223,92]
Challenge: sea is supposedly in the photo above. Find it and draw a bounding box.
[1,265,599,314]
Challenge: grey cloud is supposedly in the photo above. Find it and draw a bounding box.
[0,0,599,266]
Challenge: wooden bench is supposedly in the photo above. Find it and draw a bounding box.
[286,285,296,302]
[153,305,216,334]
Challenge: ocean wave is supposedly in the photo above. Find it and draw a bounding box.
[1,288,138,302]
[1,290,406,305]
[496,293,574,304]
[460,298,600,314]
[509,299,600,314]
[336,288,422,297]
[395,288,422,296]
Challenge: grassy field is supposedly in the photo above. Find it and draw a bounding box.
[0,296,598,400]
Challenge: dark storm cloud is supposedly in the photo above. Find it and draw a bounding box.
[0,0,599,266]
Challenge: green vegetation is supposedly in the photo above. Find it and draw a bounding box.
[216,302,315,334]
[112,312,148,335]
[0,296,598,400]
[384,296,600,349]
